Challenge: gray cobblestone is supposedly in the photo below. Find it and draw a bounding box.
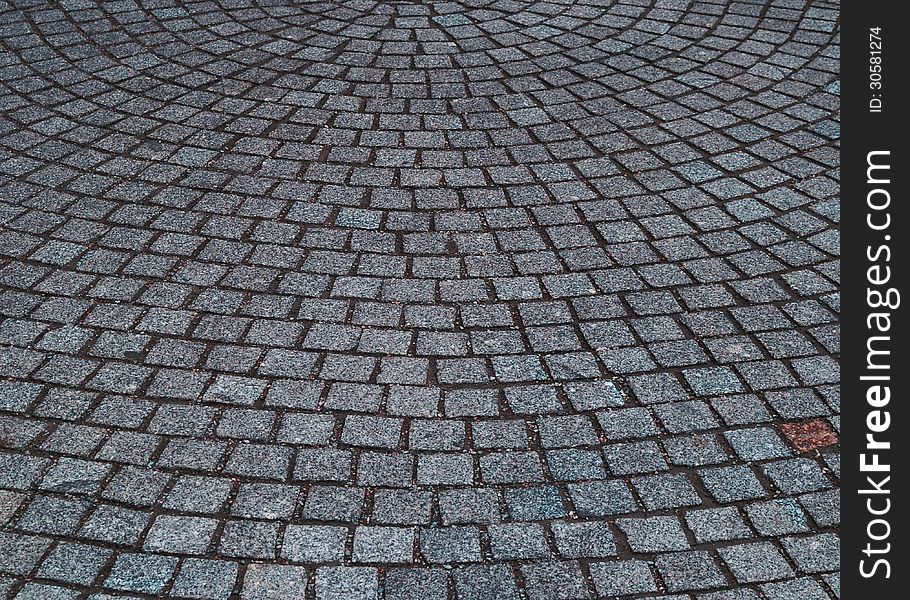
[619,516,691,553]
[591,559,657,596]
[0,1,840,596]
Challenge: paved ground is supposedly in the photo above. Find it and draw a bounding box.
[0,0,840,598]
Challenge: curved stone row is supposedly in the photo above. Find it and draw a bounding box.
[0,0,839,599]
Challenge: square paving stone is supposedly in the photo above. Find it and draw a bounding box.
[505,486,567,521]
[357,452,414,487]
[761,458,832,494]
[420,527,482,563]
[552,521,617,558]
[265,380,323,409]
[711,394,773,425]
[96,431,159,465]
[205,376,269,406]
[444,389,499,417]
[163,476,233,513]
[277,413,335,446]
[231,483,299,519]
[385,568,449,600]
[760,577,831,600]
[479,451,544,484]
[563,381,625,411]
[101,466,169,507]
[654,400,719,433]
[799,489,840,528]
[439,489,500,525]
[104,553,178,595]
[596,407,660,440]
[745,499,809,536]
[546,448,606,481]
[303,486,365,522]
[242,564,309,600]
[780,533,839,573]
[148,405,217,436]
[144,515,217,555]
[684,507,752,543]
[724,427,792,461]
[0,381,41,413]
[536,415,598,448]
[341,415,403,449]
[378,357,429,385]
[698,465,767,503]
[409,419,465,451]
[766,389,831,419]
[387,386,440,417]
[590,559,657,596]
[219,520,279,559]
[216,409,276,441]
[504,385,562,414]
[618,516,691,552]
[735,360,797,391]
[718,542,795,583]
[452,564,520,600]
[632,473,702,510]
[489,523,550,560]
[626,372,690,405]
[655,551,727,592]
[662,433,728,467]
[491,355,548,383]
[353,526,415,564]
[568,480,639,517]
[418,453,473,486]
[316,566,378,600]
[223,444,293,480]
[18,495,90,536]
[603,441,668,475]
[0,452,49,490]
[373,489,434,525]
[171,559,239,600]
[294,448,352,483]
[472,420,528,449]
[282,525,347,563]
[683,367,746,396]
[0,532,50,576]
[79,505,149,546]
[520,561,590,600]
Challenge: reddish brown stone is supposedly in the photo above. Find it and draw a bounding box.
[779,420,838,453]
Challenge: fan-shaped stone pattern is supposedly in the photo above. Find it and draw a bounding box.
[0,0,839,598]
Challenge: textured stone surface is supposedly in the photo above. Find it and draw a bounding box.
[0,0,839,597]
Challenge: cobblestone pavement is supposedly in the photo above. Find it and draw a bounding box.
[0,0,840,598]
